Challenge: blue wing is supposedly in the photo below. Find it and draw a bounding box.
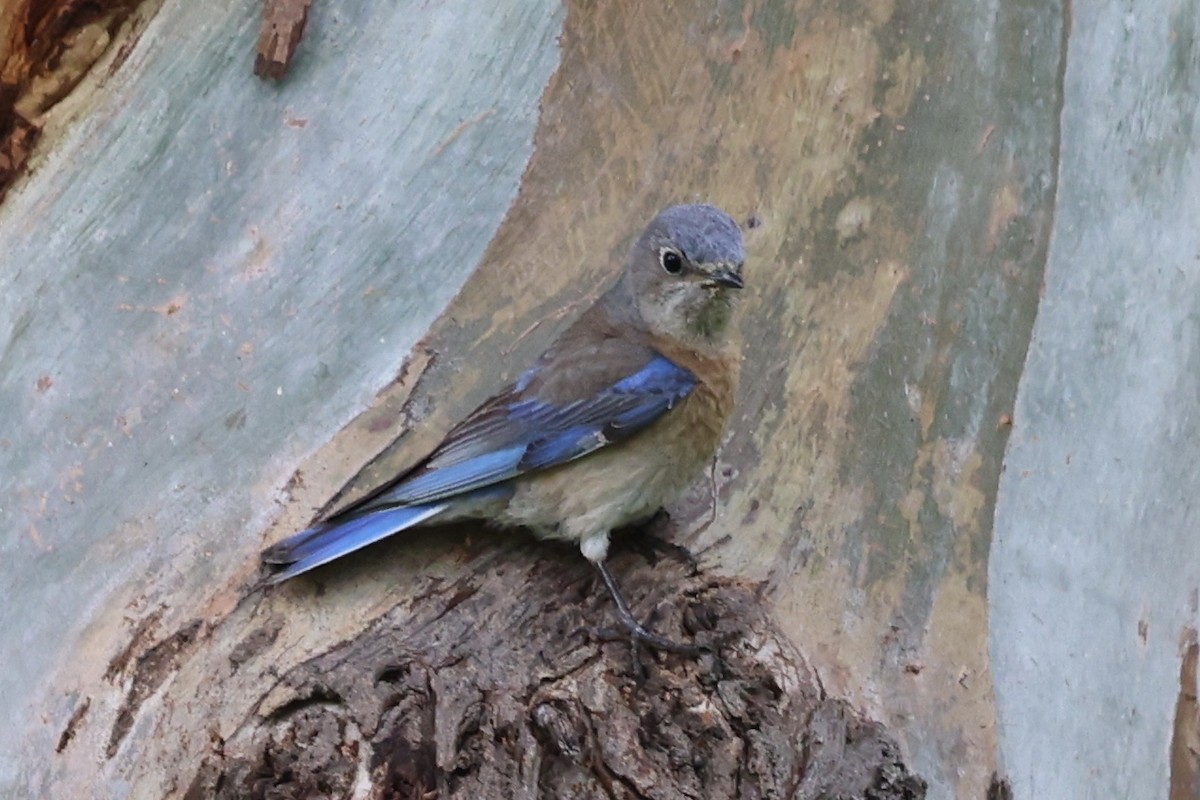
[263,353,696,581]
[368,354,696,506]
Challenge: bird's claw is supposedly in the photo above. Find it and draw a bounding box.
[592,559,704,656]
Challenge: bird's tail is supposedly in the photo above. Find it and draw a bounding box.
[263,502,448,584]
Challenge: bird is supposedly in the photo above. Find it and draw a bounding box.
[262,203,746,652]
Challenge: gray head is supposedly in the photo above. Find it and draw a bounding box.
[622,204,746,344]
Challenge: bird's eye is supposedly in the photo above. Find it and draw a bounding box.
[660,248,684,275]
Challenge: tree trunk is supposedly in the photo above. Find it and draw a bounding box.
[2,0,1196,798]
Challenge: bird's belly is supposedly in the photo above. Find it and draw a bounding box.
[497,386,729,543]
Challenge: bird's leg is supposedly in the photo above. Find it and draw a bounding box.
[594,560,701,655]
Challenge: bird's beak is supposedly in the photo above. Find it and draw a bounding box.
[710,267,744,289]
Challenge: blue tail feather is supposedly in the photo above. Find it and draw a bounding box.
[265,503,447,584]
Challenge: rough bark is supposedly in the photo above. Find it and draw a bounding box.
[171,571,923,799]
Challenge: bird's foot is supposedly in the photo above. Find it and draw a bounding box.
[588,623,703,656]
[593,560,703,656]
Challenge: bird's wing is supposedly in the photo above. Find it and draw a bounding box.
[350,351,697,512]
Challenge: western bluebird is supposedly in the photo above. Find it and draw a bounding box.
[263,204,746,651]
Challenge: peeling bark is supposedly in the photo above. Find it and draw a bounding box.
[1170,630,1200,800]
[0,0,159,198]
[254,0,314,81]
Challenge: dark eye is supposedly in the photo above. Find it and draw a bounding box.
[660,248,684,274]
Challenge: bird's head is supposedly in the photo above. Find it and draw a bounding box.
[622,204,746,345]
